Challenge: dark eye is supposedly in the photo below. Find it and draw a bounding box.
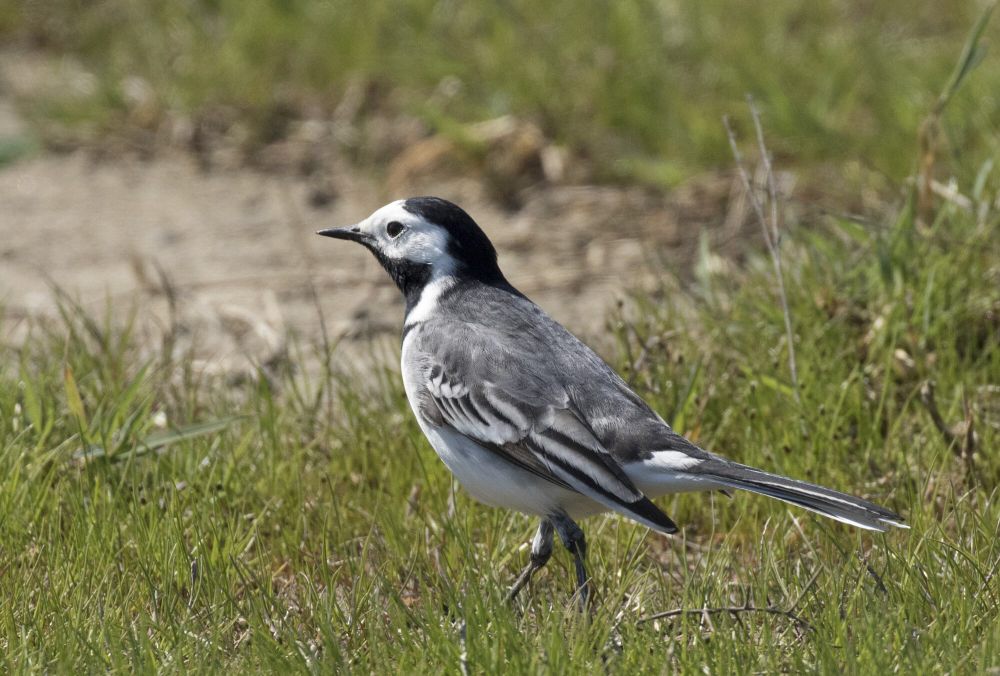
[386,221,405,238]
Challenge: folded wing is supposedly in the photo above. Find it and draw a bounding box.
[418,359,678,534]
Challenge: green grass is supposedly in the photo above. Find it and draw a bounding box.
[2,163,999,671]
[3,0,999,185]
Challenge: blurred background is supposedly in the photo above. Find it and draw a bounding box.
[0,0,997,372]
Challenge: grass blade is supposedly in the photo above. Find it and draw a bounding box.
[63,365,87,429]
[74,415,247,462]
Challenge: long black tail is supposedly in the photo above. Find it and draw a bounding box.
[693,460,906,532]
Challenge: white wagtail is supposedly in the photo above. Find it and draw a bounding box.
[318,196,905,606]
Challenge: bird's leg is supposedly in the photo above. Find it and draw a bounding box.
[507,519,554,603]
[552,514,590,611]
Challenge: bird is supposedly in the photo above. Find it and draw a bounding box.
[317,196,906,607]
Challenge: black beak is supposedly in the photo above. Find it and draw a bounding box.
[315,225,369,243]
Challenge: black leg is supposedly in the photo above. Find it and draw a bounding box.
[552,514,589,611]
[507,519,554,603]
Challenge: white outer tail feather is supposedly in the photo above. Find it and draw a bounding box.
[627,451,907,532]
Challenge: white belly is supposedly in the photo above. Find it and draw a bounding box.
[424,424,604,517]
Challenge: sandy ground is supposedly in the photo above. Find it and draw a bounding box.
[0,149,749,374]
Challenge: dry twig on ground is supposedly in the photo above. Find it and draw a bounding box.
[919,380,979,481]
[638,601,813,632]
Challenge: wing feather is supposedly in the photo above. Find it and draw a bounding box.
[420,366,676,532]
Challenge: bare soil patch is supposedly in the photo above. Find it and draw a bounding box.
[0,150,751,373]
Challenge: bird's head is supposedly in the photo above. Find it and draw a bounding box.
[317,197,505,298]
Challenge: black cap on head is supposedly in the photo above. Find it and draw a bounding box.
[402,197,505,285]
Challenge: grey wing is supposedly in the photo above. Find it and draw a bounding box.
[414,334,678,534]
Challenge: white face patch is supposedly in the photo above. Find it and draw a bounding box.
[354,200,457,273]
